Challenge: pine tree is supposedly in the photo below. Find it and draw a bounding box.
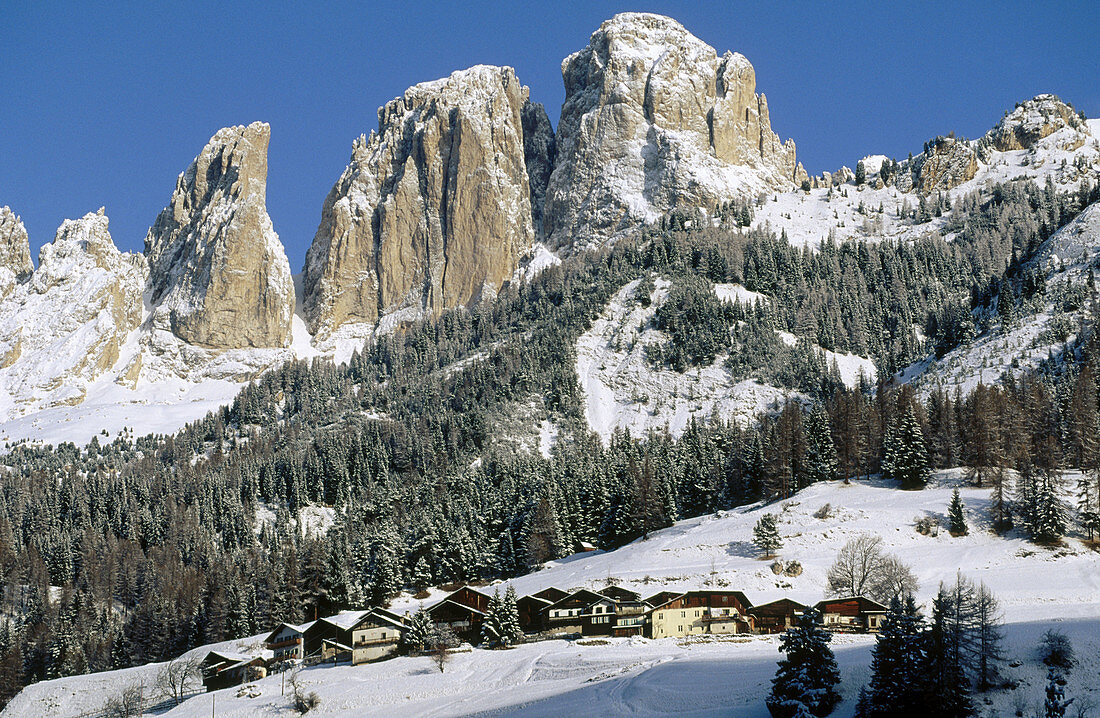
[766,607,841,718]
[480,588,522,648]
[922,585,976,718]
[804,408,838,485]
[880,406,929,488]
[855,160,867,186]
[974,582,1005,691]
[401,607,435,654]
[754,513,783,559]
[947,489,967,536]
[867,595,926,717]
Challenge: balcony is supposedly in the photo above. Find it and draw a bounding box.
[354,636,399,648]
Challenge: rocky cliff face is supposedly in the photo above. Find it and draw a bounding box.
[303,65,550,339]
[0,209,146,408]
[543,12,798,250]
[900,136,979,195]
[145,122,294,349]
[987,94,1088,152]
[0,207,33,286]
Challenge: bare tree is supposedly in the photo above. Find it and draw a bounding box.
[429,626,458,673]
[288,668,321,714]
[156,655,201,706]
[103,682,144,718]
[974,581,1005,691]
[826,534,918,603]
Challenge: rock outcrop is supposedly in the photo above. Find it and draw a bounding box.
[987,94,1088,152]
[303,65,550,339]
[0,207,33,283]
[145,122,294,349]
[0,209,145,407]
[898,137,979,195]
[543,12,798,250]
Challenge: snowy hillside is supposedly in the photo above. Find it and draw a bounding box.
[575,276,875,443]
[910,200,1100,394]
[752,106,1099,249]
[9,472,1099,718]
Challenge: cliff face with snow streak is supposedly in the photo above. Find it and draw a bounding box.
[543,12,801,251]
[0,209,146,413]
[145,122,294,350]
[302,66,553,342]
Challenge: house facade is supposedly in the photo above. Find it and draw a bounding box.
[349,609,407,664]
[264,622,306,661]
[747,598,807,634]
[649,591,753,638]
[814,597,888,632]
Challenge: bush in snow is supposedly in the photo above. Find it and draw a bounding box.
[1039,629,1076,673]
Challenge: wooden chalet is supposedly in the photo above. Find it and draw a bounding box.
[516,594,554,634]
[649,591,753,638]
[264,622,307,661]
[610,597,650,637]
[747,598,808,634]
[428,586,491,641]
[348,608,407,664]
[814,596,888,632]
[544,589,618,636]
[529,586,569,603]
[200,651,267,692]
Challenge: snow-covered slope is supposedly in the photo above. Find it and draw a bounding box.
[911,200,1100,394]
[576,276,874,443]
[9,472,1100,717]
[752,98,1099,249]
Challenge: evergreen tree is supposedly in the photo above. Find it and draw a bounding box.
[766,607,841,718]
[881,406,929,488]
[855,160,867,186]
[804,408,838,485]
[867,595,926,717]
[480,588,522,648]
[401,607,435,654]
[922,586,975,718]
[753,514,783,559]
[947,489,967,536]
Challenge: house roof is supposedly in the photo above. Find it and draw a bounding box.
[649,590,753,612]
[321,610,372,631]
[599,586,642,602]
[545,589,613,612]
[530,586,570,602]
[814,596,889,613]
[263,621,308,644]
[517,595,553,607]
[428,598,486,617]
[748,598,809,613]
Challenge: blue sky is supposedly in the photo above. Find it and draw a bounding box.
[2,1,1098,269]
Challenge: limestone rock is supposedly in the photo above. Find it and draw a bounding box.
[303,65,547,339]
[987,94,1088,152]
[543,12,798,250]
[908,137,978,195]
[0,207,33,281]
[0,209,146,409]
[145,122,294,349]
